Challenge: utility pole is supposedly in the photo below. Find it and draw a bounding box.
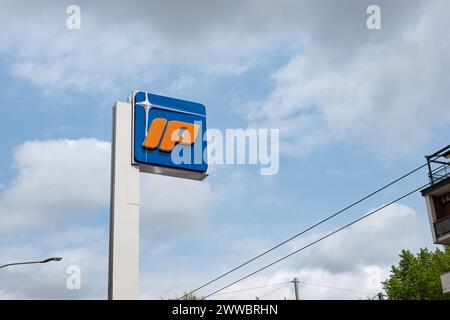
[377,292,385,300]
[293,278,300,300]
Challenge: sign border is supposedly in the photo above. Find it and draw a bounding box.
[130,90,208,181]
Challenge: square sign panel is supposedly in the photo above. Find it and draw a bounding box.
[132,91,207,180]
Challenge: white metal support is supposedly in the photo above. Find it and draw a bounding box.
[108,101,140,300]
[441,271,450,294]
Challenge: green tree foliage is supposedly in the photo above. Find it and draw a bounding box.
[383,247,450,300]
[178,292,200,300]
[163,292,200,300]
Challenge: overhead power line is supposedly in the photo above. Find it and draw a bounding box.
[211,280,375,299]
[258,283,291,299]
[179,163,428,299]
[210,280,377,299]
[201,182,429,299]
[209,281,291,297]
[299,281,377,296]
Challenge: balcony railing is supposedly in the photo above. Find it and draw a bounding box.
[426,145,450,185]
[435,216,450,238]
[430,164,450,184]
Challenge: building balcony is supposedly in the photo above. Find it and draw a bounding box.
[421,145,450,246]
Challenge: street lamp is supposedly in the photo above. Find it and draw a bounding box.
[0,257,63,269]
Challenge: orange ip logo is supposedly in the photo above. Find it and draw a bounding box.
[143,119,200,152]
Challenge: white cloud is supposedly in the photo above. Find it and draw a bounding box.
[0,143,433,299]
[140,174,212,238]
[249,0,450,157]
[0,1,267,95]
[169,76,196,94]
[0,139,110,233]
[7,23,160,95]
[301,203,430,272]
[2,1,447,157]
[0,138,212,235]
[0,225,108,299]
[205,203,432,299]
[0,0,445,300]
[208,268,387,300]
[0,0,425,97]
[0,138,213,298]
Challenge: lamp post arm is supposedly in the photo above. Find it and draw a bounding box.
[0,257,62,269]
[0,261,42,269]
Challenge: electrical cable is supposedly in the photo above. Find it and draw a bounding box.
[258,283,291,299]
[201,182,429,299]
[179,163,428,299]
[208,281,291,297]
[299,281,378,295]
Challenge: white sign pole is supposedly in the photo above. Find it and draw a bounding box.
[108,101,140,300]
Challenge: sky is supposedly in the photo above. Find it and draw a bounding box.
[0,0,449,299]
